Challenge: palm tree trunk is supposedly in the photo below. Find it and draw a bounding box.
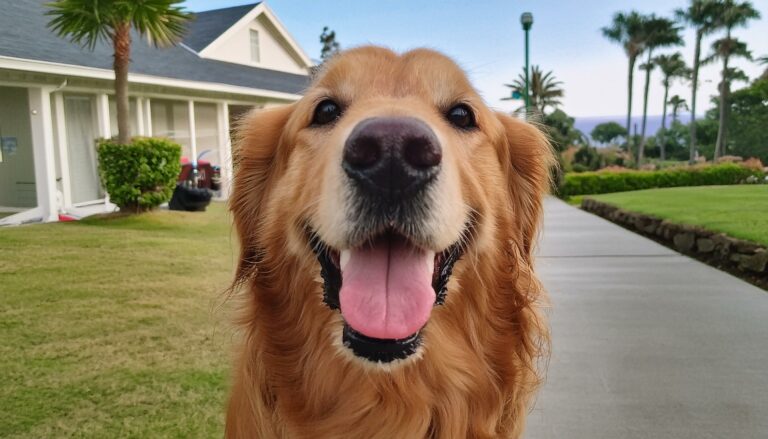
[637,51,653,166]
[715,29,731,160]
[626,55,636,153]
[113,21,131,145]
[660,82,669,161]
[689,30,702,164]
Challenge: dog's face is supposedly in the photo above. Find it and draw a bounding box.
[232,47,552,366]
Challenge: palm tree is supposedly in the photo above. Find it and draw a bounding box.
[675,0,726,163]
[47,0,191,145]
[602,11,647,151]
[758,55,768,80]
[667,95,689,123]
[636,16,683,165]
[708,0,760,159]
[504,65,564,115]
[655,53,690,160]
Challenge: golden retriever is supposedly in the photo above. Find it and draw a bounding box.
[227,46,554,438]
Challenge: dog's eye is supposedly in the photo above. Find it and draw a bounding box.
[312,99,342,126]
[445,104,476,130]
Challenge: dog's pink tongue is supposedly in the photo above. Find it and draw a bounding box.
[340,237,435,340]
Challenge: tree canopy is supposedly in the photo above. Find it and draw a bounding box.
[504,65,564,115]
[320,26,340,61]
[591,122,628,145]
[47,0,189,50]
[542,109,587,152]
[727,78,768,162]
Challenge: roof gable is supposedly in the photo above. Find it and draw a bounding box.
[196,3,313,69]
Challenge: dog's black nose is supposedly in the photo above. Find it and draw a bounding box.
[343,117,441,197]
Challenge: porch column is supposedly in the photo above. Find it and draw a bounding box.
[216,102,232,199]
[28,87,58,222]
[144,98,153,136]
[95,93,111,139]
[187,100,197,164]
[95,93,116,210]
[135,97,145,136]
[52,92,72,209]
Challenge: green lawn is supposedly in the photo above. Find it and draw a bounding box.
[588,185,768,246]
[0,203,236,438]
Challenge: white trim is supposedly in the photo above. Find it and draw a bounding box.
[178,41,200,57]
[0,56,304,101]
[136,97,146,136]
[53,92,73,208]
[73,198,106,208]
[197,3,313,69]
[28,87,58,222]
[144,98,153,136]
[188,100,198,164]
[95,93,111,139]
[0,79,60,88]
[217,101,232,199]
[15,80,279,106]
[0,207,44,226]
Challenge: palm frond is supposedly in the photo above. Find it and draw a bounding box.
[46,0,192,50]
[707,37,753,63]
[125,0,191,47]
[46,0,113,49]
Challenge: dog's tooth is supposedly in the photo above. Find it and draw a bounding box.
[426,251,436,275]
[340,250,351,271]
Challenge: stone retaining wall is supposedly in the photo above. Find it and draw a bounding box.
[581,198,768,277]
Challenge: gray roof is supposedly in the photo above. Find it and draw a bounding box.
[0,0,308,96]
[184,3,260,52]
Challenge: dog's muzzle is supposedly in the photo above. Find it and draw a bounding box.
[308,116,468,365]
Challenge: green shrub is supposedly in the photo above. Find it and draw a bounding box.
[97,138,182,212]
[559,163,765,197]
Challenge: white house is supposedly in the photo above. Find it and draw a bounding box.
[0,1,311,225]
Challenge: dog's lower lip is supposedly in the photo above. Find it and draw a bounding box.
[342,323,422,363]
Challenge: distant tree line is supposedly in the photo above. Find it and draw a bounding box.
[601,0,763,165]
[505,1,766,170]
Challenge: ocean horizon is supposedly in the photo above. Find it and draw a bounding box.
[574,113,698,145]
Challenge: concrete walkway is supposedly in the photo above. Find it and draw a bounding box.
[526,198,768,439]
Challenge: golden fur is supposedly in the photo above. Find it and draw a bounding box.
[227,46,555,438]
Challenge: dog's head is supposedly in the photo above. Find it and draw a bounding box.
[231,46,553,366]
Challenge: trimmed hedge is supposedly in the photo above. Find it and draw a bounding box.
[97,138,182,212]
[560,163,764,197]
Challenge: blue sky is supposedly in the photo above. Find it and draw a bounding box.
[185,0,768,118]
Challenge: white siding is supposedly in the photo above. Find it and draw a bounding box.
[203,15,307,75]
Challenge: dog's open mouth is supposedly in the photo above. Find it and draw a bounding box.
[310,230,465,364]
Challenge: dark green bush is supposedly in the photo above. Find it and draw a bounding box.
[97,138,182,212]
[559,163,765,197]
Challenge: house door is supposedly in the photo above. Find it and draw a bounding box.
[64,95,102,204]
[0,86,37,210]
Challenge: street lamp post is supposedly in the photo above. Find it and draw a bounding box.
[520,12,533,115]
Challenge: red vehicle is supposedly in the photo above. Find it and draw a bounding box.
[169,153,221,211]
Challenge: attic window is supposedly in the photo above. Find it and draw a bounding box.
[250,29,260,63]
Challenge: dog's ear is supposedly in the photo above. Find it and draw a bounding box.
[230,104,296,283]
[494,112,557,260]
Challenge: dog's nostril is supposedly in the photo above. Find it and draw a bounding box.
[403,137,442,169]
[343,136,380,168]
